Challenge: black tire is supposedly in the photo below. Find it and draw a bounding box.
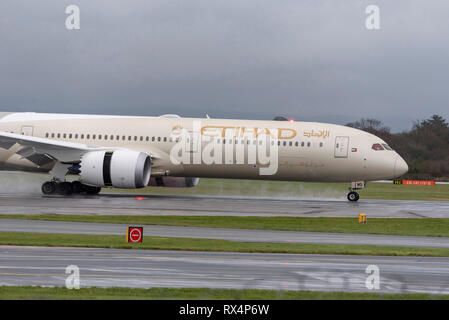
[347,191,359,202]
[71,181,83,193]
[57,182,73,195]
[42,181,57,195]
[84,185,101,195]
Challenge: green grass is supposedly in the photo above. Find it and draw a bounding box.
[358,181,449,201]
[2,215,449,238]
[1,231,449,257]
[105,179,449,201]
[1,286,448,300]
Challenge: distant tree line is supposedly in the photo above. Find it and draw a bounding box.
[346,115,449,179]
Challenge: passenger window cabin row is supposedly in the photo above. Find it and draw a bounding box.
[45,132,173,143]
[44,132,324,148]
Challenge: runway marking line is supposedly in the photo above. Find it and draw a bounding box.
[0,272,255,281]
[0,250,436,264]
[1,272,448,291]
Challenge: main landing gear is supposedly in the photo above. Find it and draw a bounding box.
[41,181,101,195]
[347,181,365,202]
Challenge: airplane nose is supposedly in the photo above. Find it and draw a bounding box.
[394,156,408,177]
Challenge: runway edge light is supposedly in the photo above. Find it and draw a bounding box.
[358,214,367,224]
[127,226,143,243]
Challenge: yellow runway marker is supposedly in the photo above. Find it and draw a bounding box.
[358,214,367,224]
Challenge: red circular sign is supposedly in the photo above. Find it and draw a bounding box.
[128,227,142,243]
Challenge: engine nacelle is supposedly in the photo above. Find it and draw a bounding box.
[149,177,199,188]
[80,150,151,188]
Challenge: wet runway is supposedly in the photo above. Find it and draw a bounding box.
[1,246,448,294]
[1,219,448,248]
[0,193,448,218]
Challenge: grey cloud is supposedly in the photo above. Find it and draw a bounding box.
[0,0,448,132]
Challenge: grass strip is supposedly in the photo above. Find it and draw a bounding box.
[0,232,449,257]
[0,286,448,300]
[1,215,449,238]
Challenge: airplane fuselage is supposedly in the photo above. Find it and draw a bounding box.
[0,112,408,183]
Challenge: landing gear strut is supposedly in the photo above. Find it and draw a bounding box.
[41,181,101,196]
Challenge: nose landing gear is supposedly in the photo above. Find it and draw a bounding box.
[347,181,365,202]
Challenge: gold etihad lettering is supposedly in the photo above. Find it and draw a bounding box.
[199,126,297,139]
[303,129,330,139]
[174,125,330,140]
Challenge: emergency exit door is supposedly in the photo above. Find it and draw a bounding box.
[186,131,199,152]
[334,136,349,158]
[21,126,34,136]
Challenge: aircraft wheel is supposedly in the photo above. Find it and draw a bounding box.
[71,181,83,194]
[347,191,359,202]
[84,185,101,195]
[57,182,73,195]
[42,181,57,195]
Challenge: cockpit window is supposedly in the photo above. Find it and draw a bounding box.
[382,143,393,150]
[372,143,385,151]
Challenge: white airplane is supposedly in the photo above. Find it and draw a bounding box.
[0,112,408,201]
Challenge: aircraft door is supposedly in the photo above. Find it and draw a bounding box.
[334,136,349,158]
[21,126,34,136]
[186,131,199,152]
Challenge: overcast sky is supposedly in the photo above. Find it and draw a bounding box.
[1,1,448,132]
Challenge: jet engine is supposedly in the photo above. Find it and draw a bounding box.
[149,176,199,188]
[79,150,151,188]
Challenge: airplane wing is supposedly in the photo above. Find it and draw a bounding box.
[0,131,152,167]
[0,131,163,167]
[0,131,111,166]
